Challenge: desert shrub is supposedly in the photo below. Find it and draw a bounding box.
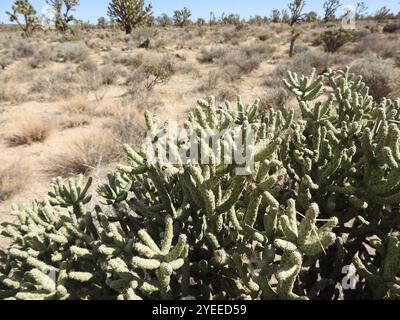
[198,71,220,93]
[222,49,261,80]
[245,42,276,58]
[111,52,144,67]
[321,29,353,53]
[52,67,78,83]
[12,41,34,58]
[291,42,310,55]
[215,86,238,102]
[27,48,52,69]
[4,69,400,301]
[104,115,145,148]
[0,162,30,202]
[351,56,400,100]
[0,52,13,70]
[291,50,329,75]
[99,64,120,85]
[78,58,98,72]
[142,64,171,90]
[258,31,274,41]
[352,28,371,41]
[353,34,400,63]
[157,55,177,75]
[259,87,289,109]
[383,23,400,33]
[48,83,77,99]
[196,47,226,64]
[5,118,53,147]
[45,130,119,177]
[53,42,89,63]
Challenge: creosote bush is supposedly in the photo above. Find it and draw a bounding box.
[2,68,400,301]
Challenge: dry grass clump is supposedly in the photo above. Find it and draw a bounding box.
[59,115,91,129]
[62,96,96,115]
[45,129,119,177]
[5,118,53,147]
[0,161,31,202]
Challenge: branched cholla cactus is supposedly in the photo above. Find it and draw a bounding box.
[1,68,400,300]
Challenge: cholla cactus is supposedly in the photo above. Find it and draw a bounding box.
[1,67,400,300]
[353,235,400,299]
[6,0,40,37]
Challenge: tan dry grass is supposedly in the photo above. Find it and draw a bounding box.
[0,161,31,202]
[5,117,54,147]
[45,129,120,178]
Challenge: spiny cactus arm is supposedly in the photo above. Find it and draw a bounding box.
[284,69,323,102]
[382,236,400,281]
[273,240,305,300]
[48,175,92,209]
[97,172,132,205]
[148,166,176,216]
[188,165,216,217]
[217,176,247,214]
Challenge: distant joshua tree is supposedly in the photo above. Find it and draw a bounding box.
[6,0,40,37]
[323,0,342,22]
[288,0,306,57]
[375,6,392,22]
[270,9,281,23]
[107,0,153,34]
[46,0,80,33]
[173,7,192,28]
[355,2,368,18]
[97,16,107,29]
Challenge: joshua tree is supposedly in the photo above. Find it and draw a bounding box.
[173,7,192,28]
[46,0,80,33]
[375,6,392,22]
[157,13,172,27]
[323,0,342,21]
[270,9,281,23]
[107,0,153,34]
[355,2,368,18]
[97,16,107,28]
[6,0,40,37]
[305,11,318,22]
[288,0,306,57]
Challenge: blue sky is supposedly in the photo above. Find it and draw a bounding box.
[0,0,399,23]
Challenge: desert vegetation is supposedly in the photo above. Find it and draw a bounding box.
[0,0,400,300]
